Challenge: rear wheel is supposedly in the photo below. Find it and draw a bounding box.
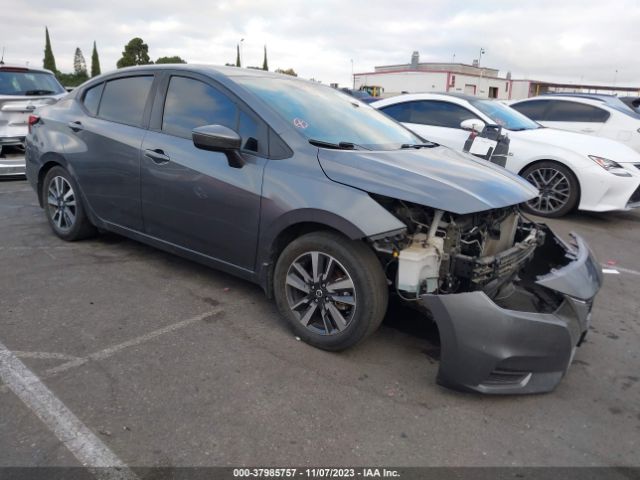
[521,161,579,217]
[42,166,96,241]
[274,231,388,351]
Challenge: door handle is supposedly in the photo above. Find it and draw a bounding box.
[68,120,83,132]
[581,128,596,133]
[144,148,170,165]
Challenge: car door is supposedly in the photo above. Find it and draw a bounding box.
[67,74,156,231]
[140,73,267,271]
[542,100,610,135]
[382,100,482,150]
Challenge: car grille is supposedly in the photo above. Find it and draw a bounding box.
[483,369,531,386]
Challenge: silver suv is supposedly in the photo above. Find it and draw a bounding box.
[0,65,66,176]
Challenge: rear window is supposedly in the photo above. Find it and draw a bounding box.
[0,70,65,96]
[98,76,153,127]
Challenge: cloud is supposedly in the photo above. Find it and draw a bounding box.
[2,0,639,87]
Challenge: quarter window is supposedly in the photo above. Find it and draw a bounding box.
[545,101,610,122]
[98,76,153,126]
[162,76,237,139]
[82,83,103,116]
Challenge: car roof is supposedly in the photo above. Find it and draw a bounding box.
[110,63,300,81]
[372,92,476,106]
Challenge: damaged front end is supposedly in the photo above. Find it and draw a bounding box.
[370,196,603,394]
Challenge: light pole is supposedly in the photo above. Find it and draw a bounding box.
[478,48,485,67]
[240,38,244,67]
[351,59,354,90]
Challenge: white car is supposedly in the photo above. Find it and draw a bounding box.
[510,94,640,153]
[0,65,66,177]
[372,93,640,217]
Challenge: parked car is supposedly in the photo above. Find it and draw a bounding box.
[0,65,66,177]
[26,65,603,394]
[510,93,640,153]
[619,96,640,113]
[339,88,379,104]
[373,93,640,217]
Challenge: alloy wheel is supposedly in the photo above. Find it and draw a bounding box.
[525,167,571,214]
[284,251,357,336]
[47,176,77,231]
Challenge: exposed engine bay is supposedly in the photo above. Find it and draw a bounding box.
[370,195,570,305]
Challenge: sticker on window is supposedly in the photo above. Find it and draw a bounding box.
[293,118,308,129]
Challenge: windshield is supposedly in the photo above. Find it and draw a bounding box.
[0,70,65,96]
[470,99,540,131]
[235,76,422,150]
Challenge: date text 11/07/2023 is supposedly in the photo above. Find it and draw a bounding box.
[232,468,401,478]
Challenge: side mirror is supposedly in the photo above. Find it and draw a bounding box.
[192,124,244,168]
[460,118,486,132]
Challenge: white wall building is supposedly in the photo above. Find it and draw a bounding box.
[353,52,640,100]
[354,52,513,99]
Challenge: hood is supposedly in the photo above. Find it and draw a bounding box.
[513,127,640,163]
[317,146,538,215]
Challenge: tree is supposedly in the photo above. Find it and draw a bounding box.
[236,44,241,67]
[275,68,297,77]
[91,41,101,77]
[43,27,57,73]
[262,45,268,71]
[73,48,87,77]
[116,37,152,68]
[155,56,186,64]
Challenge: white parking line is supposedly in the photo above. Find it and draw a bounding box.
[612,265,640,277]
[14,351,83,361]
[0,340,138,480]
[44,309,223,377]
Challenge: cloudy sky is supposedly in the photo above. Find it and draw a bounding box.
[3,0,639,87]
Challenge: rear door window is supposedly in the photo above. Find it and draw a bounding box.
[97,76,153,126]
[409,101,480,128]
[511,100,551,120]
[380,102,412,123]
[545,101,610,122]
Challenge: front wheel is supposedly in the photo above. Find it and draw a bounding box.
[521,161,579,218]
[273,231,388,351]
[42,166,96,241]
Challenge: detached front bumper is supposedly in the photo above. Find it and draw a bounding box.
[422,226,603,394]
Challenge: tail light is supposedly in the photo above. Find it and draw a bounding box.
[28,115,40,133]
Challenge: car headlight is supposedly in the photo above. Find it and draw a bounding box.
[588,155,631,177]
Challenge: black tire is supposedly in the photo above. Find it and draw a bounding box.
[521,161,579,218]
[42,166,97,241]
[273,231,388,351]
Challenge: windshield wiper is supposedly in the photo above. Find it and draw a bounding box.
[24,90,56,96]
[401,142,438,149]
[308,139,369,150]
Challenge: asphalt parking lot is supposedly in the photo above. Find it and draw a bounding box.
[1,177,639,470]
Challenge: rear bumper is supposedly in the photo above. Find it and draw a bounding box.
[0,145,26,177]
[422,226,603,394]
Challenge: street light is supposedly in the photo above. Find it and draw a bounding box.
[351,59,354,90]
[478,48,485,67]
[240,38,244,67]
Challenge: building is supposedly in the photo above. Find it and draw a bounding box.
[353,51,640,100]
[354,51,512,99]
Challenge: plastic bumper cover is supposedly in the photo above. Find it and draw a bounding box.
[422,227,603,394]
